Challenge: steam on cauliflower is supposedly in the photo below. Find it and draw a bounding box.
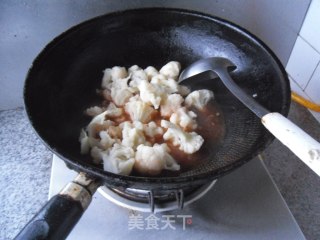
[161,120,204,154]
[135,143,180,175]
[185,89,214,110]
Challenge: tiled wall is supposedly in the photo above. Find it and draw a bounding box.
[286,0,320,122]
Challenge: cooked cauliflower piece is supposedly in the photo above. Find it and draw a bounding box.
[87,109,115,137]
[160,94,184,117]
[101,143,135,175]
[111,66,128,81]
[144,66,159,81]
[170,107,197,130]
[134,143,180,175]
[137,80,164,109]
[85,106,105,117]
[81,61,215,176]
[110,76,133,106]
[143,121,163,139]
[159,61,181,80]
[105,102,123,117]
[121,121,146,149]
[101,68,112,89]
[99,131,116,150]
[125,96,155,123]
[161,120,204,154]
[185,89,214,110]
[150,74,179,94]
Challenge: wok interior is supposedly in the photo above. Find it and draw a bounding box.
[24,9,290,188]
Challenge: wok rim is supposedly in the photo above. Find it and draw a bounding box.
[23,7,291,188]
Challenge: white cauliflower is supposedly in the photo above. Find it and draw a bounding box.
[170,107,197,130]
[121,121,146,149]
[150,74,179,94]
[101,143,135,175]
[144,66,159,81]
[125,96,155,123]
[111,66,128,81]
[143,121,163,139]
[160,94,184,117]
[185,90,214,110]
[101,68,112,89]
[137,80,164,109]
[90,146,103,164]
[105,102,123,117]
[101,66,128,90]
[79,129,90,154]
[134,143,180,175]
[110,76,133,106]
[85,106,105,117]
[128,66,148,93]
[161,120,204,154]
[159,61,181,80]
[87,109,115,137]
[99,131,116,150]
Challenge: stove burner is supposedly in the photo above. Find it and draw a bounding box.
[98,180,217,213]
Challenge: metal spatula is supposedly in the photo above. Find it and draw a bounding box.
[179,57,320,176]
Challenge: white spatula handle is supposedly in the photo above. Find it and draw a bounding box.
[261,112,320,176]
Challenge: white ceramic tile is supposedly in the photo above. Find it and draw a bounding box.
[300,0,320,53]
[305,62,320,103]
[286,36,320,89]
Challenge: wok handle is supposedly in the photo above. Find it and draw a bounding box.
[261,112,320,176]
[15,173,101,240]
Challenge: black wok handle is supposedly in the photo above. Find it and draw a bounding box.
[15,172,101,240]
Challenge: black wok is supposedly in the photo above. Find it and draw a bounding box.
[16,8,290,239]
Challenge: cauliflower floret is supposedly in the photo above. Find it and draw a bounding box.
[185,90,214,110]
[110,76,133,106]
[101,68,112,89]
[102,66,128,90]
[99,131,116,150]
[90,146,103,164]
[107,125,122,139]
[87,109,115,137]
[150,74,179,94]
[143,121,164,139]
[128,66,148,93]
[105,102,123,117]
[159,61,181,80]
[121,121,146,149]
[160,94,184,117]
[111,66,128,81]
[79,129,90,154]
[134,143,180,175]
[85,106,105,117]
[170,107,197,130]
[137,80,165,109]
[161,120,204,154]
[101,143,135,175]
[125,96,155,123]
[144,66,159,81]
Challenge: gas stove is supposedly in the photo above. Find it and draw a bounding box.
[49,155,305,240]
